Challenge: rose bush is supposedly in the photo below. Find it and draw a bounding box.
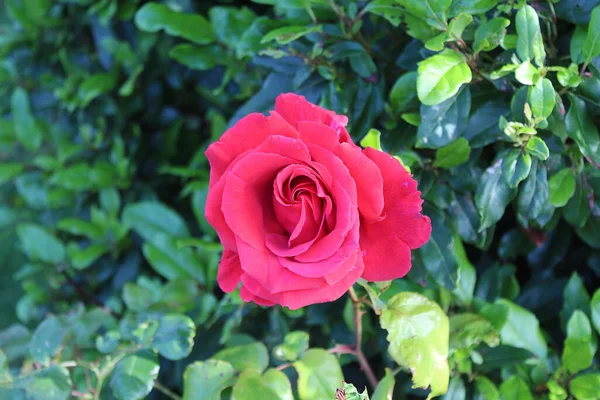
[206,94,431,309]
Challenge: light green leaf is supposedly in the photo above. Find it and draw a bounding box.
[449,313,499,350]
[273,331,309,362]
[561,272,591,330]
[153,314,196,361]
[11,88,42,151]
[208,6,256,49]
[364,0,403,26]
[339,382,370,400]
[448,0,498,16]
[549,168,576,207]
[525,137,549,160]
[592,289,600,335]
[0,163,24,185]
[562,310,596,374]
[360,129,382,151]
[480,299,547,360]
[380,292,449,399]
[22,365,72,400]
[29,316,64,365]
[261,25,322,45]
[213,341,269,373]
[109,350,160,400]
[58,218,103,240]
[582,6,600,63]
[183,360,235,400]
[570,373,600,400]
[565,94,600,166]
[134,2,216,45]
[169,44,221,71]
[232,369,294,400]
[571,25,587,65]
[434,138,471,169]
[397,0,452,30]
[516,5,545,66]
[372,369,395,400]
[528,78,555,120]
[475,159,518,231]
[417,49,472,106]
[389,71,418,113]
[473,376,500,400]
[142,233,204,282]
[514,61,539,85]
[78,71,118,107]
[123,201,190,241]
[17,223,65,264]
[499,376,533,400]
[294,349,344,400]
[502,150,531,188]
[473,17,510,53]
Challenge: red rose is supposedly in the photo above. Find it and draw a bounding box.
[205,93,431,309]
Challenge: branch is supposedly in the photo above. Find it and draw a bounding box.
[348,287,379,388]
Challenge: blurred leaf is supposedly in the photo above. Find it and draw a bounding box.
[583,6,600,63]
[183,360,235,400]
[449,313,499,350]
[261,25,322,45]
[562,310,597,373]
[518,158,552,222]
[563,177,592,228]
[390,71,418,113]
[209,6,256,49]
[502,149,531,189]
[123,202,190,242]
[572,25,588,65]
[440,377,465,400]
[566,94,600,166]
[473,376,500,400]
[232,369,294,400]
[213,341,269,373]
[0,163,24,185]
[528,78,555,120]
[142,233,204,282]
[153,314,196,361]
[273,331,309,362]
[516,5,545,66]
[372,369,395,400]
[19,365,72,400]
[592,289,600,335]
[448,0,498,16]
[109,350,160,400]
[169,44,221,71]
[476,264,519,302]
[17,223,65,264]
[417,49,472,106]
[549,168,576,207]
[515,61,539,85]
[11,88,42,152]
[397,0,451,30]
[380,292,449,399]
[475,159,518,231]
[434,138,471,169]
[135,2,216,45]
[29,316,64,365]
[569,373,600,400]
[561,273,591,330]
[475,345,534,372]
[294,349,344,400]
[525,137,549,161]
[499,376,533,400]
[473,17,510,53]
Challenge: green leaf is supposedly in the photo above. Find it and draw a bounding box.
[123,282,157,312]
[360,129,382,151]
[58,218,103,240]
[142,233,204,282]
[29,316,64,365]
[389,71,418,114]
[22,365,72,400]
[592,289,600,335]
[549,168,576,207]
[213,341,269,373]
[518,158,552,222]
[514,61,540,85]
[123,202,190,242]
[475,159,518,231]
[434,138,471,168]
[339,382,370,400]
[499,376,534,400]
[417,87,471,148]
[561,273,592,330]
[449,313,499,350]
[563,176,592,228]
[525,137,549,160]
[232,369,294,400]
[153,314,196,361]
[169,44,221,71]
[569,373,600,400]
[11,88,42,151]
[473,17,510,53]
[0,163,24,185]
[372,369,396,400]
[476,345,534,372]
[516,5,545,66]
[294,349,344,400]
[440,377,465,400]
[571,25,588,65]
[380,292,449,399]
[109,350,160,400]
[480,299,547,361]
[475,264,520,302]
[78,71,118,107]
[448,0,498,16]
[273,331,309,362]
[134,2,216,45]
[473,376,500,400]
[417,49,472,106]
[451,245,476,305]
[562,310,596,374]
[261,25,322,45]
[183,360,235,400]
[583,6,600,63]
[96,330,121,354]
[208,6,256,49]
[565,94,600,166]
[397,0,452,31]
[17,223,65,264]
[502,150,532,188]
[528,78,555,120]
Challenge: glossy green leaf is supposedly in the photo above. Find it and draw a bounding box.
[528,78,555,120]
[570,373,600,400]
[571,25,587,65]
[17,223,65,264]
[473,17,510,53]
[499,376,533,400]
[434,138,471,169]
[294,349,344,400]
[563,177,592,228]
[475,159,518,231]
[261,25,322,45]
[397,0,451,30]
[372,369,395,400]
[516,5,545,66]
[566,94,600,165]
[153,314,196,360]
[448,0,498,16]
[183,360,235,400]
[583,6,600,63]
[390,71,418,113]
[502,150,532,188]
[417,87,471,148]
[29,316,64,365]
[109,350,160,400]
[562,310,596,373]
[525,137,549,160]
[380,292,449,398]
[561,273,591,330]
[417,50,472,106]
[232,369,294,400]
[514,61,539,85]
[213,341,269,373]
[135,2,216,45]
[517,158,552,222]
[549,168,576,207]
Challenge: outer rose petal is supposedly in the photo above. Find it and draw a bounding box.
[360,148,431,281]
[275,94,353,144]
[240,251,365,310]
[217,250,243,292]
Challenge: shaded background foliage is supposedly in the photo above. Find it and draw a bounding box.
[0,0,599,399]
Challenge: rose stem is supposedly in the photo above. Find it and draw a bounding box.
[348,287,379,389]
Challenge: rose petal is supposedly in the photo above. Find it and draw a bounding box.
[240,286,275,307]
[217,250,243,292]
[360,234,412,281]
[205,177,237,251]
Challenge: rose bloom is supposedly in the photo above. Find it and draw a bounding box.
[205,93,431,309]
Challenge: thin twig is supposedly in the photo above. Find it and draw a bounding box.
[153,381,182,400]
[348,287,379,388]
